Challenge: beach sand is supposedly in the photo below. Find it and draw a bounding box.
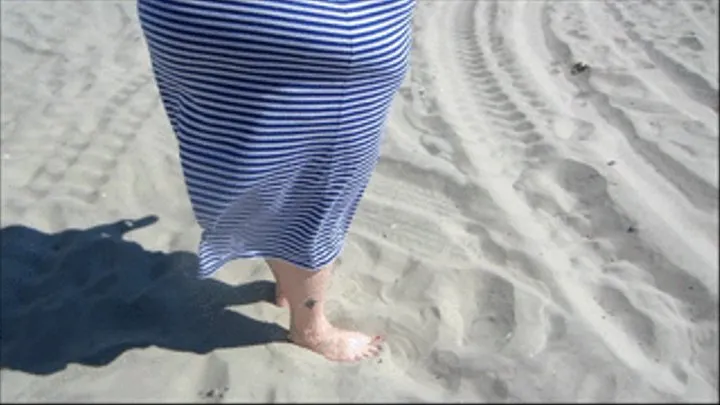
[1,0,717,402]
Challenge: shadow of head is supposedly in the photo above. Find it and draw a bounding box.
[1,215,287,375]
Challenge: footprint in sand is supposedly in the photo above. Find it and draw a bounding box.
[593,284,658,357]
[550,115,596,141]
[469,273,517,351]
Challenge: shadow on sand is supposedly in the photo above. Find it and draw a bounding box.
[1,215,288,375]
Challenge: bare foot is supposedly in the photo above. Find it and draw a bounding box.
[290,328,384,362]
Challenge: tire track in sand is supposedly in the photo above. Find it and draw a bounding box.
[604,1,718,112]
[538,2,718,392]
[450,0,583,299]
[453,1,551,147]
[0,3,81,158]
[435,0,701,395]
[7,37,156,217]
[542,2,717,214]
[542,0,717,281]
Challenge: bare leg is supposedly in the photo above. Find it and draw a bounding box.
[268,265,289,308]
[265,258,383,361]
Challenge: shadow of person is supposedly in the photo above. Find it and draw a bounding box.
[0,215,288,375]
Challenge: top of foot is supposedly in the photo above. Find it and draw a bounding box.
[291,328,383,362]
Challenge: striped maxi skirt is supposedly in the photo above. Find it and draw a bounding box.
[137,0,414,277]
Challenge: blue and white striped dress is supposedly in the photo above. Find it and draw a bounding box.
[137,0,414,277]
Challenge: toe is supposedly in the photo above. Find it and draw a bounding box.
[364,349,379,359]
[364,344,382,359]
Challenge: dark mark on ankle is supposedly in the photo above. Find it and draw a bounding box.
[304,298,317,309]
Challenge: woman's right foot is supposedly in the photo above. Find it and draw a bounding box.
[290,326,384,362]
[266,259,381,361]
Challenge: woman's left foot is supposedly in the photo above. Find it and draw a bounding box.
[275,286,289,308]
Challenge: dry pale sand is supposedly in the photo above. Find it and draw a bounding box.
[1,0,718,402]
